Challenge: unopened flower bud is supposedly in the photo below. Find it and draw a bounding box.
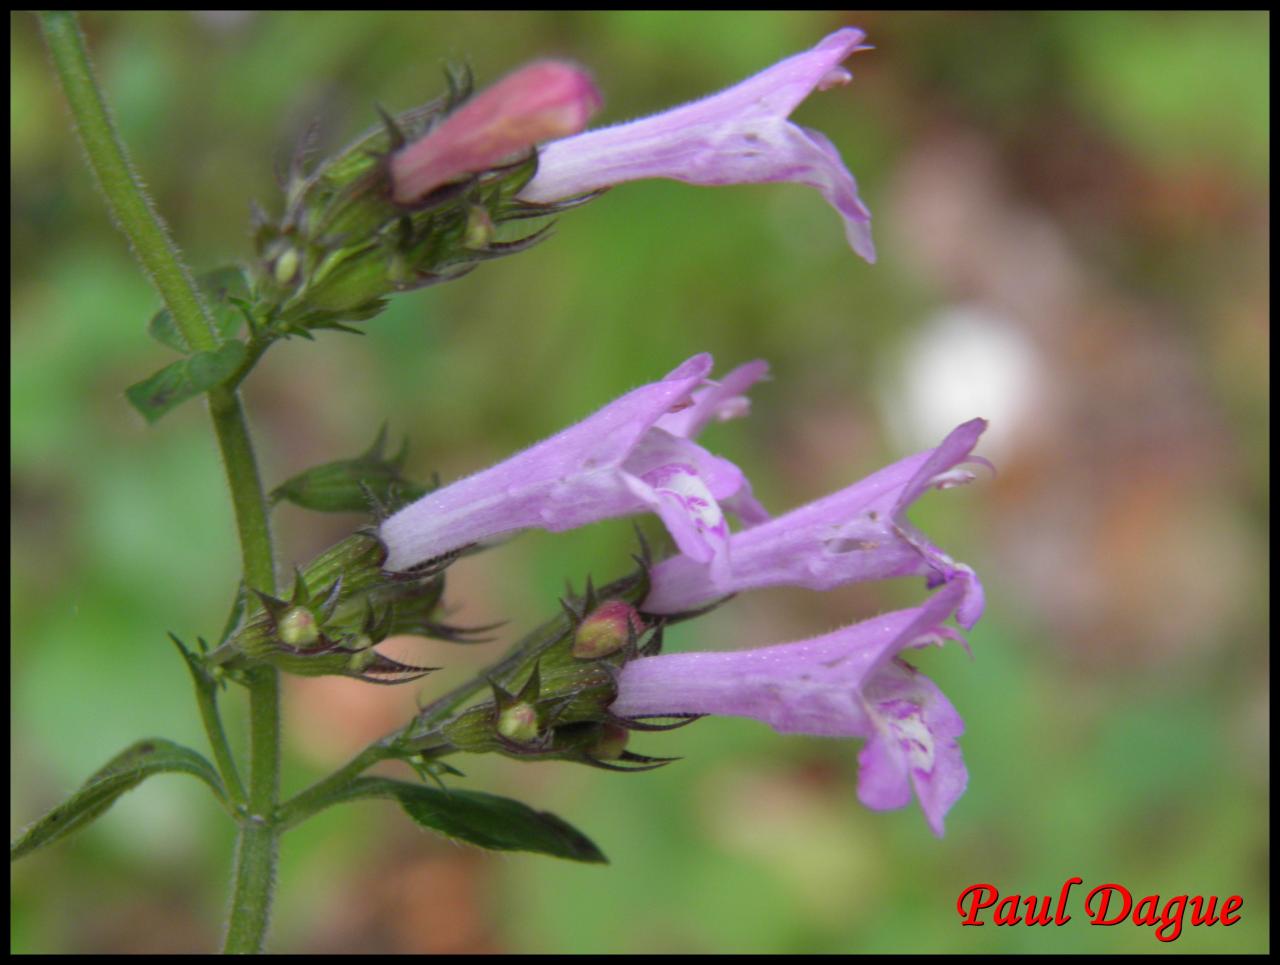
[269,426,428,515]
[273,246,301,287]
[573,600,644,659]
[589,723,630,761]
[279,606,320,647]
[462,205,495,249]
[496,702,540,744]
[390,60,602,204]
[302,247,398,315]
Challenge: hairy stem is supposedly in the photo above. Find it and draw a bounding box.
[207,387,276,593]
[194,668,248,810]
[39,11,218,354]
[39,13,282,953]
[275,743,396,831]
[223,667,281,953]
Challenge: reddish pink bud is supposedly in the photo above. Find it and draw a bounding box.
[573,600,645,660]
[390,60,602,204]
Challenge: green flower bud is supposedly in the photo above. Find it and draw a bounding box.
[297,244,393,315]
[496,702,540,744]
[296,533,387,602]
[269,425,429,514]
[273,246,301,287]
[463,205,495,249]
[206,533,441,685]
[589,723,630,761]
[278,606,320,647]
[247,74,595,338]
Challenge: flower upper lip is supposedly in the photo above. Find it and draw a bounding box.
[518,27,877,262]
[378,354,769,573]
[641,418,988,626]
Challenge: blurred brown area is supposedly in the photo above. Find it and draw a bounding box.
[891,122,1263,669]
[297,837,502,954]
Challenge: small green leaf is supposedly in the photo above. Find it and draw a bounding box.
[125,340,248,423]
[217,583,249,649]
[10,738,226,862]
[168,632,215,692]
[147,266,250,352]
[326,776,606,863]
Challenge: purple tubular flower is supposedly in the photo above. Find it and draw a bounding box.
[611,578,971,836]
[519,28,876,262]
[643,418,989,628]
[655,358,772,526]
[379,354,768,572]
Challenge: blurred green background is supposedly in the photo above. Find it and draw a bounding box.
[10,10,1269,953]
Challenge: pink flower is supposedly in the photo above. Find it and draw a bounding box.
[643,419,989,628]
[379,355,769,573]
[390,60,602,204]
[612,578,972,836]
[519,28,876,262]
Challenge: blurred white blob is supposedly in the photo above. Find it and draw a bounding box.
[880,304,1045,462]
[192,11,255,31]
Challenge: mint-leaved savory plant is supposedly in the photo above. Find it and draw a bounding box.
[20,16,985,953]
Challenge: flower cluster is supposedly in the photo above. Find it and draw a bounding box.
[248,26,875,339]
[236,26,988,837]
[249,62,604,337]
[19,14,1007,948]
[379,354,987,835]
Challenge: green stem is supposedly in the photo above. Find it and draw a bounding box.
[207,314,279,956]
[228,336,272,391]
[223,667,281,953]
[275,743,395,831]
[194,669,248,810]
[40,13,282,952]
[38,11,277,591]
[38,11,218,355]
[224,822,276,954]
[415,673,494,730]
[207,387,275,592]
